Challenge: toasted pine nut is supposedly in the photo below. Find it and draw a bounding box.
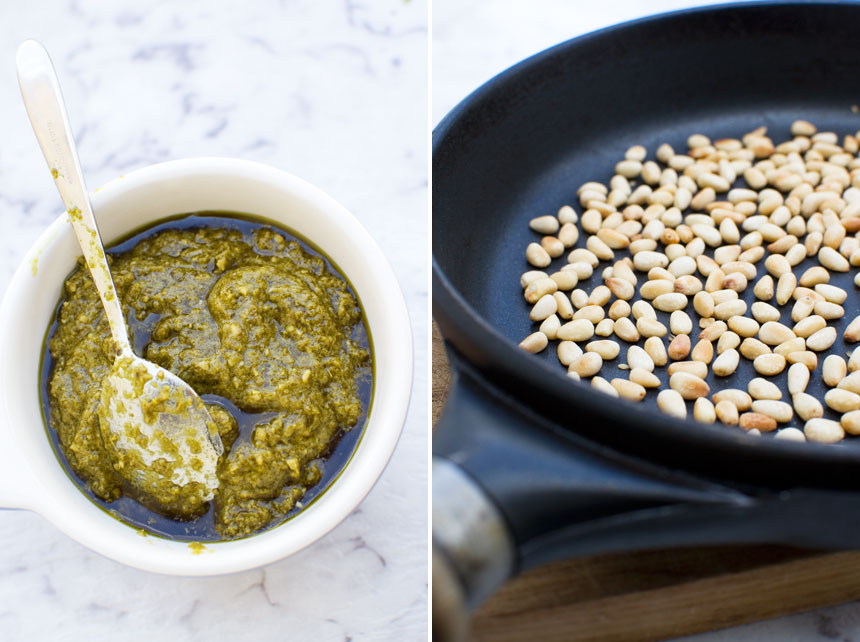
[667,361,709,379]
[712,349,740,376]
[826,388,860,413]
[637,317,668,338]
[804,418,845,443]
[570,352,603,377]
[668,334,692,361]
[691,339,714,364]
[693,397,716,423]
[715,399,739,425]
[717,331,741,354]
[526,242,552,268]
[739,337,771,360]
[751,400,793,423]
[519,332,548,353]
[754,353,786,376]
[844,316,860,342]
[592,376,619,397]
[611,378,646,401]
[653,292,688,312]
[753,275,774,300]
[739,412,777,432]
[557,319,595,342]
[524,277,559,303]
[700,320,728,342]
[806,326,837,351]
[776,273,797,305]
[793,315,826,338]
[670,371,710,400]
[787,363,810,395]
[585,340,619,361]
[786,351,818,370]
[613,317,640,343]
[657,389,687,418]
[793,392,824,421]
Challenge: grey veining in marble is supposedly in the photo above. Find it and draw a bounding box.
[0,1,427,640]
[433,0,860,640]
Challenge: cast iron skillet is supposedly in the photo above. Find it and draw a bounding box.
[433,2,860,640]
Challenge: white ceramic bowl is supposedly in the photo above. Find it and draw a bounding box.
[0,157,413,575]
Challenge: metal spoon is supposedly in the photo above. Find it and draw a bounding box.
[16,40,222,516]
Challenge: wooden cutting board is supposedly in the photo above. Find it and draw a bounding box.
[432,323,860,641]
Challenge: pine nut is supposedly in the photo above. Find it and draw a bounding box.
[637,317,668,338]
[558,222,580,247]
[793,315,826,338]
[657,389,687,418]
[693,291,715,317]
[827,388,860,413]
[806,326,837,351]
[521,270,548,288]
[819,245,849,273]
[814,300,844,320]
[700,320,728,342]
[786,351,818,370]
[526,242,552,267]
[595,318,615,337]
[557,319,595,342]
[550,270,579,291]
[751,302,781,323]
[793,392,824,421]
[746,378,782,402]
[574,305,605,324]
[585,340,619,361]
[541,236,565,258]
[566,262,594,280]
[568,248,600,268]
[530,294,558,321]
[558,341,584,366]
[714,299,747,320]
[570,352,603,377]
[524,277,558,303]
[630,367,661,388]
[653,293,688,312]
[776,273,797,305]
[712,389,752,411]
[529,215,560,234]
[610,378,646,401]
[717,331,741,354]
[670,371,710,400]
[715,399,739,425]
[691,338,715,364]
[850,348,860,373]
[753,275,774,300]
[633,251,669,271]
[608,300,631,320]
[614,317,640,343]
[592,376,619,397]
[712,349,740,376]
[588,285,612,306]
[754,353,786,375]
[841,410,860,435]
[727,315,759,338]
[606,277,635,301]
[740,337,772,360]
[668,334,692,361]
[540,314,561,339]
[520,332,548,353]
[640,279,675,299]
[791,295,815,322]
[804,418,845,443]
[837,371,860,394]
[667,361,709,379]
[670,311,693,335]
[751,399,793,423]
[757,321,794,346]
[694,397,716,423]
[739,412,777,432]
[814,283,847,304]
[674,275,703,296]
[787,363,810,394]
[774,427,806,442]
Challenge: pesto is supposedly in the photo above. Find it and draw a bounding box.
[42,214,372,540]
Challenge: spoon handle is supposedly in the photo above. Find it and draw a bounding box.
[16,40,131,355]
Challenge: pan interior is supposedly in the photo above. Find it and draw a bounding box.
[433,3,860,451]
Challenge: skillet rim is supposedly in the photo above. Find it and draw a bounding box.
[432,0,860,487]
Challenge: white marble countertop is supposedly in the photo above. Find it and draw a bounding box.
[433,1,860,640]
[0,1,427,640]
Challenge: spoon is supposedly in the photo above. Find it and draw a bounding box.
[16,40,223,516]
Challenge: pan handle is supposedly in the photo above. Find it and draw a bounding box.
[432,346,762,638]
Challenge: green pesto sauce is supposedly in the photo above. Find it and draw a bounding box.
[41,214,373,540]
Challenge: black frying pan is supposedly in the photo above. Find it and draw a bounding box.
[432,2,860,639]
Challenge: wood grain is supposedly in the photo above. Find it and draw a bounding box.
[432,322,860,641]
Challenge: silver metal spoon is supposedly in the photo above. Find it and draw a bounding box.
[16,40,222,516]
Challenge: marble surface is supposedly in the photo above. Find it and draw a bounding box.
[432,1,860,641]
[0,1,427,640]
